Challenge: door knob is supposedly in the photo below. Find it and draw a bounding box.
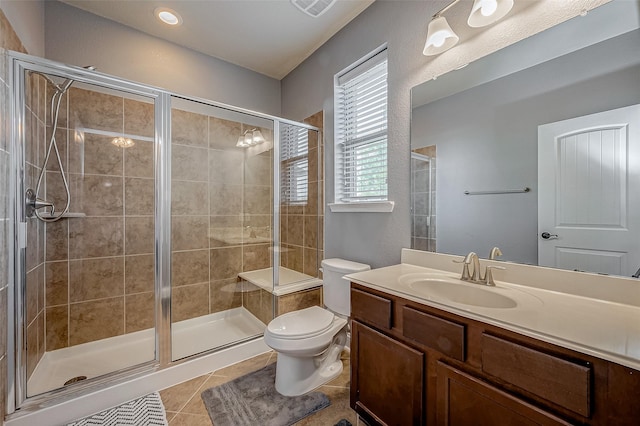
[541,232,558,240]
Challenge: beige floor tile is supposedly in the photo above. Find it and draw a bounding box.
[198,373,234,391]
[180,391,210,416]
[212,351,274,379]
[168,412,212,426]
[165,411,179,422]
[160,374,211,412]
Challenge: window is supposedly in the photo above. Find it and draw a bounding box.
[334,48,389,209]
[280,123,309,205]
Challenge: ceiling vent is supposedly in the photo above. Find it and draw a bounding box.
[291,0,337,17]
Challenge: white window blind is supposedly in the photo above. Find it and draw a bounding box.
[280,124,309,205]
[335,49,388,203]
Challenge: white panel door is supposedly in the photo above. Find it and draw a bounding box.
[538,104,640,276]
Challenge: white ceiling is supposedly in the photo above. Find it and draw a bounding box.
[60,0,375,80]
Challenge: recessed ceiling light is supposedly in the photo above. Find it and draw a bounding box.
[155,7,182,26]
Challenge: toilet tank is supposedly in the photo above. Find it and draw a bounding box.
[321,258,370,316]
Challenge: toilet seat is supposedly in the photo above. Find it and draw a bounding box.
[267,306,335,339]
[264,306,348,356]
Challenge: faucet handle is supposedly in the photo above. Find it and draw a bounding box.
[483,265,506,286]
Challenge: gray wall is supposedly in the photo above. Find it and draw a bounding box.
[0,0,45,57]
[281,1,429,268]
[44,1,281,115]
[412,30,640,264]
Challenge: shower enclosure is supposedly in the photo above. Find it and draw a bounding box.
[9,52,321,411]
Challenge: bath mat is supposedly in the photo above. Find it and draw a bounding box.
[201,363,330,426]
[67,392,168,426]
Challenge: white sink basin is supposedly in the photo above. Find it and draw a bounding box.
[408,279,517,309]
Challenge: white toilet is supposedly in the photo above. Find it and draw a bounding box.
[264,258,370,396]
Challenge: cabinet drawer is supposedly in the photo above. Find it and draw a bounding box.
[402,306,465,361]
[351,288,392,330]
[437,362,572,426]
[482,334,591,417]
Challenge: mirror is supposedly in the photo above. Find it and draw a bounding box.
[410,0,640,277]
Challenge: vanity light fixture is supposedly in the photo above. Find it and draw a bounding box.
[423,0,515,56]
[423,15,459,56]
[468,0,514,27]
[236,129,266,148]
[155,7,183,26]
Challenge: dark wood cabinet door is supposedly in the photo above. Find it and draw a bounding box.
[436,362,572,426]
[351,320,425,426]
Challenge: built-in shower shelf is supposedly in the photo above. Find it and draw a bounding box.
[40,212,87,218]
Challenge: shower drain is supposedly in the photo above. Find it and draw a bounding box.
[64,376,87,386]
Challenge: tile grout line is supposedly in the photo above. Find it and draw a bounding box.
[170,372,215,414]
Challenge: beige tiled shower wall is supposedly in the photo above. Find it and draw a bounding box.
[170,108,274,323]
[280,111,324,276]
[1,10,29,424]
[276,288,322,316]
[43,87,156,352]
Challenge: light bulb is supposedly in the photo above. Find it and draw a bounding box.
[430,31,448,48]
[468,0,513,27]
[155,7,183,26]
[481,0,498,17]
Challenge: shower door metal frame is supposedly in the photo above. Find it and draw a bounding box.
[7,51,322,416]
[9,52,167,411]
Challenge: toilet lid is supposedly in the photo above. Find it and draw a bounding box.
[267,306,335,339]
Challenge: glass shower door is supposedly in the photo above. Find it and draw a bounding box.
[170,96,272,361]
[410,148,436,252]
[278,123,321,287]
[19,64,159,397]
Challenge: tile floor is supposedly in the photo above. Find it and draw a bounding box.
[159,350,357,425]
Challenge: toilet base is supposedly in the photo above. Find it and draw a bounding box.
[274,329,347,396]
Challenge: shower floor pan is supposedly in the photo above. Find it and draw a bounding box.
[27,307,265,397]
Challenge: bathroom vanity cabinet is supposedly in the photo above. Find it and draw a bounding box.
[350,283,640,426]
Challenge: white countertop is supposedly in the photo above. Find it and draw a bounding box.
[347,263,640,371]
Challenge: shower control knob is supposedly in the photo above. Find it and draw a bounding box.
[541,232,559,240]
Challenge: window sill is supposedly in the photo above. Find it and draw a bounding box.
[328,201,395,213]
